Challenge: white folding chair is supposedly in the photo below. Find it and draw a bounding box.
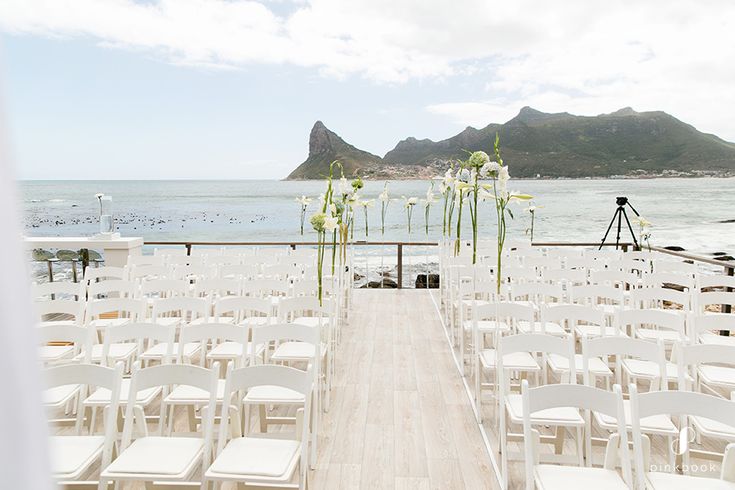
[521,381,631,490]
[45,362,123,487]
[205,364,312,490]
[630,387,735,489]
[99,362,219,488]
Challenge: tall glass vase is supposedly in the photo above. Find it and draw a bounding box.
[99,195,114,235]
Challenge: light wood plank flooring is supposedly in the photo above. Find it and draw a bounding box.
[310,289,498,489]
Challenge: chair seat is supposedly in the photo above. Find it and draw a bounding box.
[75,343,137,363]
[292,316,330,327]
[699,365,735,389]
[140,342,200,360]
[153,317,181,327]
[165,379,226,404]
[596,400,676,434]
[622,359,682,380]
[85,379,160,406]
[271,341,325,362]
[39,320,77,328]
[700,332,735,347]
[243,384,305,403]
[207,341,262,361]
[44,383,82,406]
[479,349,540,371]
[39,345,75,362]
[240,317,275,327]
[535,464,628,490]
[89,318,129,329]
[574,325,623,337]
[191,316,234,325]
[646,471,735,489]
[462,320,510,333]
[518,321,566,336]
[49,435,104,477]
[691,415,735,439]
[506,393,584,426]
[103,436,203,477]
[636,328,684,343]
[206,437,300,479]
[546,353,612,377]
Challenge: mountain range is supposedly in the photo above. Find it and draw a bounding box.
[286,107,735,179]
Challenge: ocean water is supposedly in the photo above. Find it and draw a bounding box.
[19,178,735,256]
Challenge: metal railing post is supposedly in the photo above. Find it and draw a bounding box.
[397,244,403,289]
[186,243,192,256]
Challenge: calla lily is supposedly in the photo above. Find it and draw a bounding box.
[296,195,313,235]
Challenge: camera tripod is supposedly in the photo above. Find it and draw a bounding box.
[599,196,640,250]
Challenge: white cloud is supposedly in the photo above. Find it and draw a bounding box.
[1,0,735,139]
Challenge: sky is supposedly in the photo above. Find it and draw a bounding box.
[1,0,734,180]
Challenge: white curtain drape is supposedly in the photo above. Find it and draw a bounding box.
[0,97,52,488]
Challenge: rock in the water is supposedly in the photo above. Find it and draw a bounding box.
[714,255,735,261]
[717,219,735,223]
[415,274,440,288]
[367,278,398,288]
[664,246,686,252]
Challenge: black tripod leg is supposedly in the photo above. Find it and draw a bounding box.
[621,208,640,250]
[615,208,623,250]
[599,208,620,250]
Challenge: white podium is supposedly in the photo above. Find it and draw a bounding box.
[24,236,144,268]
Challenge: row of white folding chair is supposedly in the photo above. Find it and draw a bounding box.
[480,332,722,488]
[45,361,313,489]
[521,381,735,490]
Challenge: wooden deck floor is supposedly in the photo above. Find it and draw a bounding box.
[310,289,498,489]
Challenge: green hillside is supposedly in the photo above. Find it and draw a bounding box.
[287,108,735,179]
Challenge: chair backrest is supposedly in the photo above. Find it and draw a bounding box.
[138,278,190,299]
[697,273,735,291]
[589,269,640,289]
[278,296,323,322]
[510,282,563,305]
[541,304,606,334]
[153,247,187,257]
[629,286,690,310]
[654,260,698,276]
[35,299,85,324]
[243,278,291,298]
[292,280,319,298]
[214,296,271,323]
[696,291,735,313]
[218,264,258,280]
[86,298,146,323]
[129,264,171,281]
[569,284,623,306]
[206,255,242,268]
[172,264,210,281]
[644,272,695,291]
[178,323,249,366]
[31,281,84,301]
[543,267,588,286]
[127,255,165,267]
[152,297,209,324]
[617,308,686,340]
[689,313,735,339]
[194,278,241,298]
[521,380,631,488]
[87,279,138,299]
[83,266,126,283]
[101,323,175,366]
[630,386,735,488]
[121,362,219,453]
[166,255,205,267]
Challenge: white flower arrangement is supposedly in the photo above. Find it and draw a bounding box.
[295,195,313,235]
